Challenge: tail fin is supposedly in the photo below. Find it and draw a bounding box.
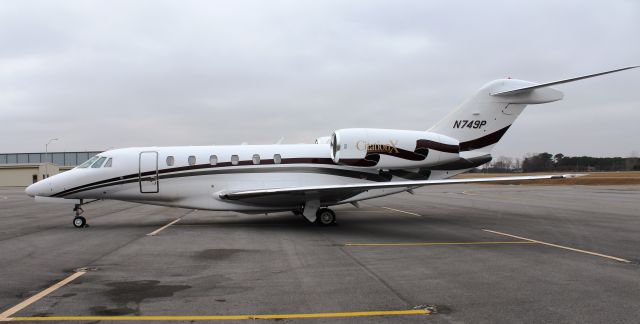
[429,66,638,154]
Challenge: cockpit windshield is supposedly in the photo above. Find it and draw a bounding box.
[77,156,101,168]
[91,157,107,168]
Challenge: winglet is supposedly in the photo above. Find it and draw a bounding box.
[548,174,588,180]
[562,173,588,178]
[491,66,639,96]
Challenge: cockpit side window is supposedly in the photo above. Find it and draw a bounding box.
[91,157,107,168]
[104,158,112,168]
[77,156,100,168]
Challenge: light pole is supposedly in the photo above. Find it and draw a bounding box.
[44,138,58,179]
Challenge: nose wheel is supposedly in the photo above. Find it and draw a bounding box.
[73,216,87,228]
[72,204,89,228]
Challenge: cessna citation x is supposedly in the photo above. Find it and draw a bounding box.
[26,66,638,228]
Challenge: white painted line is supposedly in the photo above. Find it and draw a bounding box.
[0,271,86,321]
[483,229,631,263]
[344,241,535,247]
[461,191,480,196]
[380,207,421,217]
[147,217,182,236]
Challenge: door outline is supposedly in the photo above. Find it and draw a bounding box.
[139,151,159,193]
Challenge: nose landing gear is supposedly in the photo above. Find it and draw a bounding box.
[73,203,88,228]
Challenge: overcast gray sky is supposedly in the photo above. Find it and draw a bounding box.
[1,0,638,158]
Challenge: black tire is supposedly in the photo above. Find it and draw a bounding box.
[315,208,336,226]
[73,216,86,228]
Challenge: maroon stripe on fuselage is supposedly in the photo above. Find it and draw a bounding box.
[415,140,459,153]
[459,125,511,151]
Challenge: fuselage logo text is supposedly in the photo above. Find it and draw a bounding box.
[356,140,400,153]
[453,120,487,129]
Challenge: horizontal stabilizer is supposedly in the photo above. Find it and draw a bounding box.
[491,66,639,96]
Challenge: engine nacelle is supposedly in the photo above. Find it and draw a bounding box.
[330,128,460,169]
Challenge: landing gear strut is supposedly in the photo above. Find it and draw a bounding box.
[298,201,337,226]
[315,208,336,226]
[73,203,88,228]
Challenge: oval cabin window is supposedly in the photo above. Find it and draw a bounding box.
[166,156,174,166]
[188,155,196,166]
[231,155,239,165]
[210,155,218,165]
[252,154,260,165]
[274,154,282,164]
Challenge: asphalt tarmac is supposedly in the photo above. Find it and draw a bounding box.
[0,185,639,323]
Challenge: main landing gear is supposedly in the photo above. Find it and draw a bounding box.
[295,207,337,226]
[73,203,88,228]
[315,208,336,226]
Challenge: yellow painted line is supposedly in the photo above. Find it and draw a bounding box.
[380,207,421,217]
[483,229,631,263]
[0,271,86,321]
[341,210,390,213]
[343,241,535,247]
[4,309,430,321]
[147,217,182,236]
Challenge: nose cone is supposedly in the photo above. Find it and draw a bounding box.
[25,183,38,197]
[25,179,50,197]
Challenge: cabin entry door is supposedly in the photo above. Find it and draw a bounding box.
[139,151,159,193]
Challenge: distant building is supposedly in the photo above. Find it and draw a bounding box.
[0,151,101,186]
[0,163,61,186]
[0,151,102,166]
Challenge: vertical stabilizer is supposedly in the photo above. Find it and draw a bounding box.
[429,66,638,154]
[429,79,563,154]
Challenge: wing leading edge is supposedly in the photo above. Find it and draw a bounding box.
[220,174,585,205]
[490,66,639,96]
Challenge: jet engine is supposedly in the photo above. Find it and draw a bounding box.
[330,128,460,169]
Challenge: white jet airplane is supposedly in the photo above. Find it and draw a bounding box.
[26,66,638,228]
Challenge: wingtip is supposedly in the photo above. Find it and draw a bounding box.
[561,174,588,178]
[620,65,640,71]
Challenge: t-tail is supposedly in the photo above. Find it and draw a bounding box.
[429,66,638,158]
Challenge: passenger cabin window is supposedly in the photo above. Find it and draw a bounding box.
[210,155,217,165]
[77,155,100,168]
[252,154,260,165]
[104,158,113,167]
[91,157,106,168]
[188,155,196,166]
[166,156,174,166]
[274,154,282,164]
[231,155,239,165]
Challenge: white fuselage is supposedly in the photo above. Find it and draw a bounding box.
[26,143,465,212]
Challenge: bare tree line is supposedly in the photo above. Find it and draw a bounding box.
[474,153,640,173]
